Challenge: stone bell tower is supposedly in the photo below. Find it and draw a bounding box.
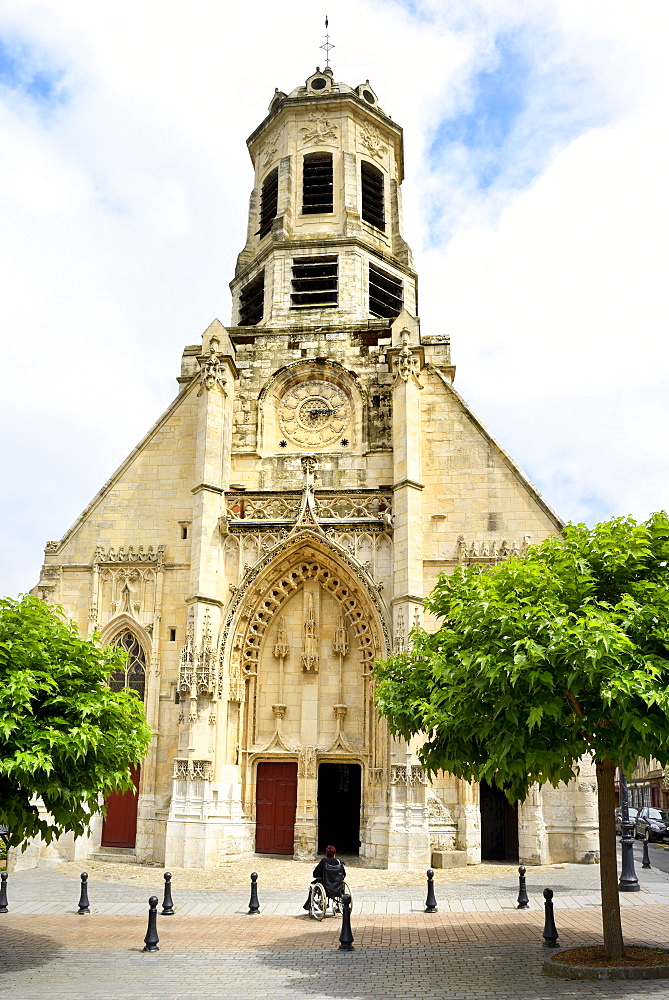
[27,64,599,873]
[231,66,415,329]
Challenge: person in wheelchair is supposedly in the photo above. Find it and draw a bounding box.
[303,844,346,914]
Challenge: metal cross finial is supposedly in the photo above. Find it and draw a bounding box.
[320,15,334,68]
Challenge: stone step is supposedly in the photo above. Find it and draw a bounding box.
[88,848,138,865]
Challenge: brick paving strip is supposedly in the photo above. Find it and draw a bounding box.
[2,904,669,950]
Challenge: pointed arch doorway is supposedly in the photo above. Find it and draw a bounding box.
[100,628,147,850]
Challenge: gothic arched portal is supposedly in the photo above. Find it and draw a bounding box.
[220,532,389,859]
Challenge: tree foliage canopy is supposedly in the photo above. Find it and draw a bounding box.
[0,595,152,848]
[375,514,669,800]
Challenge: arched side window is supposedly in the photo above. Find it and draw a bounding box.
[257,168,279,238]
[109,630,146,701]
[361,161,385,231]
[302,153,333,215]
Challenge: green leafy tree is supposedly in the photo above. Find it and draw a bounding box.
[0,595,151,849]
[375,514,669,959]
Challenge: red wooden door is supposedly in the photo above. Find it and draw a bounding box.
[101,766,140,848]
[255,762,298,854]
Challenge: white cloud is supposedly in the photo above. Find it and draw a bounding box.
[0,0,667,596]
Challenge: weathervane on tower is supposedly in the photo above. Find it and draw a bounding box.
[320,16,334,68]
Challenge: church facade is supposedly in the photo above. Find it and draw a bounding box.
[29,67,599,870]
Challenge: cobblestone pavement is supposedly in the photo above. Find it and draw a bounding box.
[3,907,669,999]
[49,854,527,889]
[5,846,669,915]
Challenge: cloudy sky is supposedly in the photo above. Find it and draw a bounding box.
[1,0,668,597]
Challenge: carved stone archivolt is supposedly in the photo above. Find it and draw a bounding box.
[232,551,384,679]
[220,531,390,659]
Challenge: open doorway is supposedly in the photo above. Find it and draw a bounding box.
[317,762,361,855]
[480,780,519,861]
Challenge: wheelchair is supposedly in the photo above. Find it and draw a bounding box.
[308,880,353,921]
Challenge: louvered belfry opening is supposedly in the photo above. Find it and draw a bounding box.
[302,153,333,215]
[257,167,279,238]
[239,270,265,326]
[369,263,403,318]
[291,256,338,308]
[361,161,385,230]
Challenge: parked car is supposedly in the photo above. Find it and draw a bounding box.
[614,807,638,835]
[634,806,669,842]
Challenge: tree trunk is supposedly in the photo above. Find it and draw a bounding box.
[596,758,625,959]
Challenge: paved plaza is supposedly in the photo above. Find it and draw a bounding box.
[3,845,669,999]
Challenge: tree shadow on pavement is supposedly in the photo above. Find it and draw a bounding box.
[0,926,61,975]
[256,935,669,1000]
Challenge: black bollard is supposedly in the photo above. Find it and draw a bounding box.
[0,872,8,914]
[143,896,160,952]
[425,869,437,913]
[161,872,175,915]
[642,831,652,870]
[248,872,260,914]
[77,872,90,914]
[338,893,355,951]
[517,865,529,909]
[542,888,559,948]
[618,770,640,891]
